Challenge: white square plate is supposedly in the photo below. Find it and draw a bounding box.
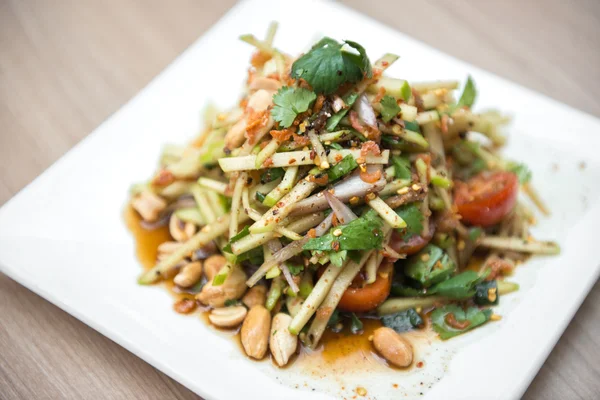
[1,1,599,399]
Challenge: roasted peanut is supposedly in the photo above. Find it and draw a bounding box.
[242,285,267,308]
[203,255,227,281]
[196,266,247,307]
[169,214,196,242]
[131,191,167,222]
[270,313,298,367]
[157,241,183,258]
[246,89,273,112]
[224,119,247,150]
[372,327,413,368]
[173,261,203,288]
[241,305,271,359]
[208,306,247,328]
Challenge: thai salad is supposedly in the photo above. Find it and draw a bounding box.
[128,23,559,368]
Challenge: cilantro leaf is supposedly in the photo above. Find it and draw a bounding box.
[506,161,532,184]
[405,244,456,288]
[291,37,372,94]
[431,304,492,340]
[329,249,348,267]
[391,155,411,180]
[347,250,362,263]
[343,40,372,80]
[429,270,486,299]
[271,87,317,128]
[380,95,401,122]
[457,75,477,109]
[394,203,424,240]
[303,210,384,251]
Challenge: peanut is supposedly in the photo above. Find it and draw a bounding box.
[208,306,247,328]
[131,191,166,222]
[203,255,227,281]
[372,327,413,368]
[173,261,203,288]
[242,285,267,308]
[246,89,273,111]
[270,313,298,367]
[241,305,271,359]
[196,266,247,307]
[169,213,196,242]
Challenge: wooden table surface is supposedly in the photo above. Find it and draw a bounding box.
[1,0,599,399]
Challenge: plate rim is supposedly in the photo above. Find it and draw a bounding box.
[1,1,600,399]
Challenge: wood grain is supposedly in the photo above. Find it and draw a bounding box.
[0,0,598,399]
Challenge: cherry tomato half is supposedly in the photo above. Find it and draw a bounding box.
[454,171,518,227]
[337,262,393,313]
[389,220,435,256]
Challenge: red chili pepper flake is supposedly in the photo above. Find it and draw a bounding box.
[262,157,274,167]
[445,313,471,329]
[173,298,197,314]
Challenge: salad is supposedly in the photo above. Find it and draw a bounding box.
[128,23,559,369]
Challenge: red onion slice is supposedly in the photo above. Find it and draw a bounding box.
[281,263,299,293]
[323,191,358,224]
[290,170,386,216]
[354,93,377,128]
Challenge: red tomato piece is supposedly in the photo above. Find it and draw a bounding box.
[337,262,393,313]
[389,220,435,256]
[454,171,518,227]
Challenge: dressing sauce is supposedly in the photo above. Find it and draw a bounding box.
[125,206,171,271]
[125,206,393,369]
